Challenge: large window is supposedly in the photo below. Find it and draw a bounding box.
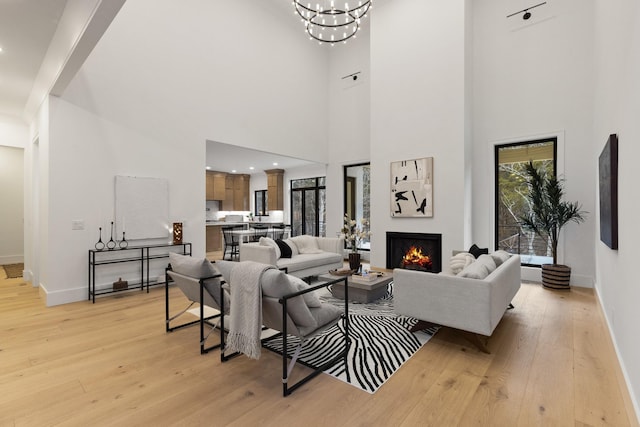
[495,138,557,266]
[290,177,326,237]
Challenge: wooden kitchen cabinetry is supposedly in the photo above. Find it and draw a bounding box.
[220,173,250,211]
[205,171,226,201]
[206,225,222,252]
[266,169,284,211]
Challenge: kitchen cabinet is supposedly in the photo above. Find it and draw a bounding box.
[266,169,284,211]
[206,171,227,201]
[206,225,222,252]
[220,173,250,211]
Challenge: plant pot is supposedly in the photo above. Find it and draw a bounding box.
[541,264,571,290]
[348,252,361,271]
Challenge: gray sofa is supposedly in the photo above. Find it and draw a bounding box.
[394,251,521,341]
[239,235,344,279]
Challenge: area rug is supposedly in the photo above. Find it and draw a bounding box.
[263,283,439,394]
[2,263,23,279]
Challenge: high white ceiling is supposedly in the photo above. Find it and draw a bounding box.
[0,0,68,118]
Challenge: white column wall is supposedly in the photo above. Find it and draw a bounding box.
[593,0,640,420]
[472,0,596,286]
[326,29,371,244]
[369,0,468,269]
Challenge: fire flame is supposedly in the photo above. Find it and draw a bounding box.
[402,246,433,270]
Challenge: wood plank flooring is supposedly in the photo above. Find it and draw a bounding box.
[0,270,637,426]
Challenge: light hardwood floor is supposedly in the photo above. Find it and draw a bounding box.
[1,267,637,426]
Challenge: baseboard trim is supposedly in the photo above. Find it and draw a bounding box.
[39,282,87,307]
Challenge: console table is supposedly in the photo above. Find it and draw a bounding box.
[88,242,192,303]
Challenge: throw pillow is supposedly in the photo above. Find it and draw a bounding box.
[261,269,317,328]
[449,252,475,275]
[284,238,299,256]
[287,274,322,307]
[169,252,217,278]
[476,254,497,274]
[259,236,281,259]
[468,243,489,259]
[290,235,323,254]
[169,253,229,311]
[457,260,491,279]
[275,239,292,258]
[490,250,511,267]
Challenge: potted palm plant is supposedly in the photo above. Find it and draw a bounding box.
[519,161,587,290]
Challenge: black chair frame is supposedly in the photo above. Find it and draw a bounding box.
[165,267,228,355]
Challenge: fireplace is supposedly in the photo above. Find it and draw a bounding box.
[386,232,442,273]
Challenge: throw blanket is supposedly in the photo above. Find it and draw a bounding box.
[226,261,275,359]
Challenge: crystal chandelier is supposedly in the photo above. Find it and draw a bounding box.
[293,1,372,45]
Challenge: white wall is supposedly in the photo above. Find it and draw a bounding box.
[369,0,468,269]
[593,0,640,419]
[326,28,372,242]
[35,97,203,305]
[472,0,596,286]
[61,0,330,164]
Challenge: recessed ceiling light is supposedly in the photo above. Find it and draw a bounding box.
[249,166,255,170]
[231,169,237,173]
[206,166,211,170]
[273,162,278,166]
[0,47,3,53]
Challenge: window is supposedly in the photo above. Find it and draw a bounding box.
[255,190,267,216]
[495,138,557,266]
[290,177,326,237]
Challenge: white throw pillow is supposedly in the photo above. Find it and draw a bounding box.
[259,236,281,259]
[284,238,299,256]
[287,274,322,308]
[458,260,491,279]
[449,252,475,275]
[476,254,497,274]
[290,235,323,254]
[490,250,511,267]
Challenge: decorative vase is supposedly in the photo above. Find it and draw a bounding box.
[541,264,571,290]
[348,252,361,271]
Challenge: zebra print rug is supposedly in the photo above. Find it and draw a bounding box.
[263,282,439,394]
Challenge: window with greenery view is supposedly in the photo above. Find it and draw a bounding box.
[495,138,557,266]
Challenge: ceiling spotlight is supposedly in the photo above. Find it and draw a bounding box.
[507,2,546,20]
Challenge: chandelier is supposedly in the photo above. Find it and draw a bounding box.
[293,1,372,45]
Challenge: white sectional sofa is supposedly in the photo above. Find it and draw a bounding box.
[394,251,521,341]
[239,235,344,279]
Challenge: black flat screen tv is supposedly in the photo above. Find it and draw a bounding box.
[599,134,618,250]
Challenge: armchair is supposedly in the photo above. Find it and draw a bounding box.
[215,260,350,396]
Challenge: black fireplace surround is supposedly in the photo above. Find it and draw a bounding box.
[386,232,442,273]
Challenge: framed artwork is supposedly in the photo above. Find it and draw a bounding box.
[599,134,618,249]
[390,157,433,217]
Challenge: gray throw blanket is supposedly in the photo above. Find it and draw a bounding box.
[226,261,274,359]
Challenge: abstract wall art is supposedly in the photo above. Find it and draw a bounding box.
[599,134,618,250]
[390,157,433,217]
